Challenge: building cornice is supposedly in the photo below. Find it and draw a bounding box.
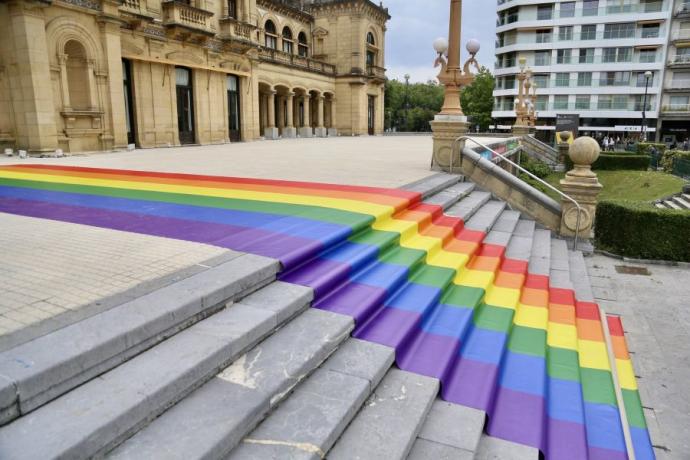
[258,0,314,23]
[309,0,390,23]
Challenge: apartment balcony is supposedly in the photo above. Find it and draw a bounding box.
[668,55,690,68]
[661,104,690,117]
[162,1,215,42]
[367,65,386,82]
[497,28,665,51]
[665,80,690,92]
[219,17,259,52]
[675,4,690,18]
[671,29,690,44]
[258,48,336,76]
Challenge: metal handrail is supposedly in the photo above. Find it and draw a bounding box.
[451,136,584,250]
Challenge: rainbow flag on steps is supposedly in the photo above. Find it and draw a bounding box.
[0,165,654,460]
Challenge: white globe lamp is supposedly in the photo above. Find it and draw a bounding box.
[433,37,449,56]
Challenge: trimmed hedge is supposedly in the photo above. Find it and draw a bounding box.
[661,150,690,173]
[637,142,667,156]
[566,154,651,171]
[595,201,690,262]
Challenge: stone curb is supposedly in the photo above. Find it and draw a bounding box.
[593,249,690,268]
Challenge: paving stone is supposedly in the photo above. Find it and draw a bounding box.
[0,254,280,420]
[465,201,507,232]
[322,339,395,392]
[550,269,573,290]
[328,369,439,460]
[0,304,278,459]
[236,281,313,324]
[568,251,595,302]
[408,438,474,460]
[528,257,550,277]
[230,369,369,460]
[418,399,485,452]
[474,434,540,459]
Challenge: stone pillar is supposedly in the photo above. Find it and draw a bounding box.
[513,124,531,136]
[7,1,58,154]
[314,95,327,137]
[276,95,285,132]
[299,94,312,138]
[58,54,71,110]
[283,92,296,138]
[328,98,338,137]
[264,90,279,140]
[430,115,470,173]
[99,14,128,149]
[559,136,603,241]
[557,131,571,165]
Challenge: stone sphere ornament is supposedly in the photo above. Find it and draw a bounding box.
[568,136,601,178]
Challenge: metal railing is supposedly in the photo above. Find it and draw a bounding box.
[451,136,584,250]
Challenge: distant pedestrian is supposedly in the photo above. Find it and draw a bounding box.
[683,138,689,151]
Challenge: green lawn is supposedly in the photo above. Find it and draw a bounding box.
[539,170,687,202]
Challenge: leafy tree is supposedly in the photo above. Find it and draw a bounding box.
[384,79,444,132]
[460,66,495,132]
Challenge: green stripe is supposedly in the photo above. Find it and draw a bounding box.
[474,304,514,332]
[546,347,581,382]
[410,265,455,289]
[508,325,546,357]
[622,389,647,428]
[441,285,484,309]
[580,368,618,406]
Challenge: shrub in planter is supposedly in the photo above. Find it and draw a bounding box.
[595,201,690,262]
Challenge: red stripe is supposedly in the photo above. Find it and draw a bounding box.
[550,287,575,305]
[575,301,601,321]
[607,315,625,336]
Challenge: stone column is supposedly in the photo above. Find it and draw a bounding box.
[559,136,603,241]
[7,1,58,154]
[299,94,312,138]
[314,95,327,137]
[557,131,571,166]
[58,54,71,110]
[430,116,470,173]
[283,92,296,138]
[264,90,279,140]
[276,95,285,133]
[328,98,338,137]
[99,14,128,149]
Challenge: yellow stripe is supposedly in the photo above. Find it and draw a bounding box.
[547,322,578,350]
[514,304,548,330]
[615,358,638,390]
[484,286,520,310]
[455,269,494,290]
[577,339,611,371]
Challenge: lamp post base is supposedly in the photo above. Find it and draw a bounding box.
[430,117,470,173]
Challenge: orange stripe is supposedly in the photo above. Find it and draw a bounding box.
[549,303,576,325]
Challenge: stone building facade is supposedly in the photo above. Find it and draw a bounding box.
[0,0,389,154]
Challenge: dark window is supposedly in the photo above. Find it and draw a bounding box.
[265,20,277,49]
[367,32,375,46]
[282,27,293,54]
[227,0,236,18]
[298,32,309,57]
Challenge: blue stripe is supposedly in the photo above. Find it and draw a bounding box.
[459,326,508,364]
[421,304,474,339]
[583,402,627,452]
[548,378,586,424]
[499,352,546,396]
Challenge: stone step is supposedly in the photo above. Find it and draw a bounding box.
[228,339,395,459]
[505,218,536,262]
[0,254,279,425]
[327,369,439,460]
[483,210,521,248]
[465,201,508,233]
[665,200,682,210]
[683,193,690,201]
[569,250,595,303]
[424,182,476,211]
[549,238,573,290]
[107,307,353,460]
[401,173,462,200]
[445,191,492,222]
[528,228,552,276]
[672,195,690,210]
[473,433,540,459]
[655,202,667,210]
[408,398,485,459]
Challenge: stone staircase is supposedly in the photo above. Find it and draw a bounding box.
[655,193,690,210]
[0,172,651,459]
[521,134,560,167]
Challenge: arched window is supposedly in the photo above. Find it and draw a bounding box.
[366,31,377,68]
[64,40,91,110]
[265,20,277,49]
[282,27,294,54]
[298,32,309,58]
[367,32,376,46]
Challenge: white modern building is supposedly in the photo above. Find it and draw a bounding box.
[659,0,690,144]
[492,0,676,142]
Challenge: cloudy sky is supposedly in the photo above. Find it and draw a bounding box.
[383,0,497,83]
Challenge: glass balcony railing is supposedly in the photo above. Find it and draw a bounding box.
[496,29,664,48]
[495,78,658,90]
[495,53,659,69]
[493,102,656,112]
[497,1,667,24]
[662,104,690,112]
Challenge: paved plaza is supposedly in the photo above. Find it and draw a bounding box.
[0,137,433,348]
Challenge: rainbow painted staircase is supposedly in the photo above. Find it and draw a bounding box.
[0,165,654,459]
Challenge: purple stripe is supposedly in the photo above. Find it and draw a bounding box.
[354,307,421,350]
[0,197,317,268]
[314,282,389,324]
[397,332,460,380]
[442,358,499,410]
[280,258,352,298]
[487,386,546,451]
[547,418,589,460]
[589,445,629,460]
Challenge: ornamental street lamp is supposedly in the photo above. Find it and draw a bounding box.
[515,57,538,128]
[433,0,480,116]
[641,70,653,142]
[404,73,411,131]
